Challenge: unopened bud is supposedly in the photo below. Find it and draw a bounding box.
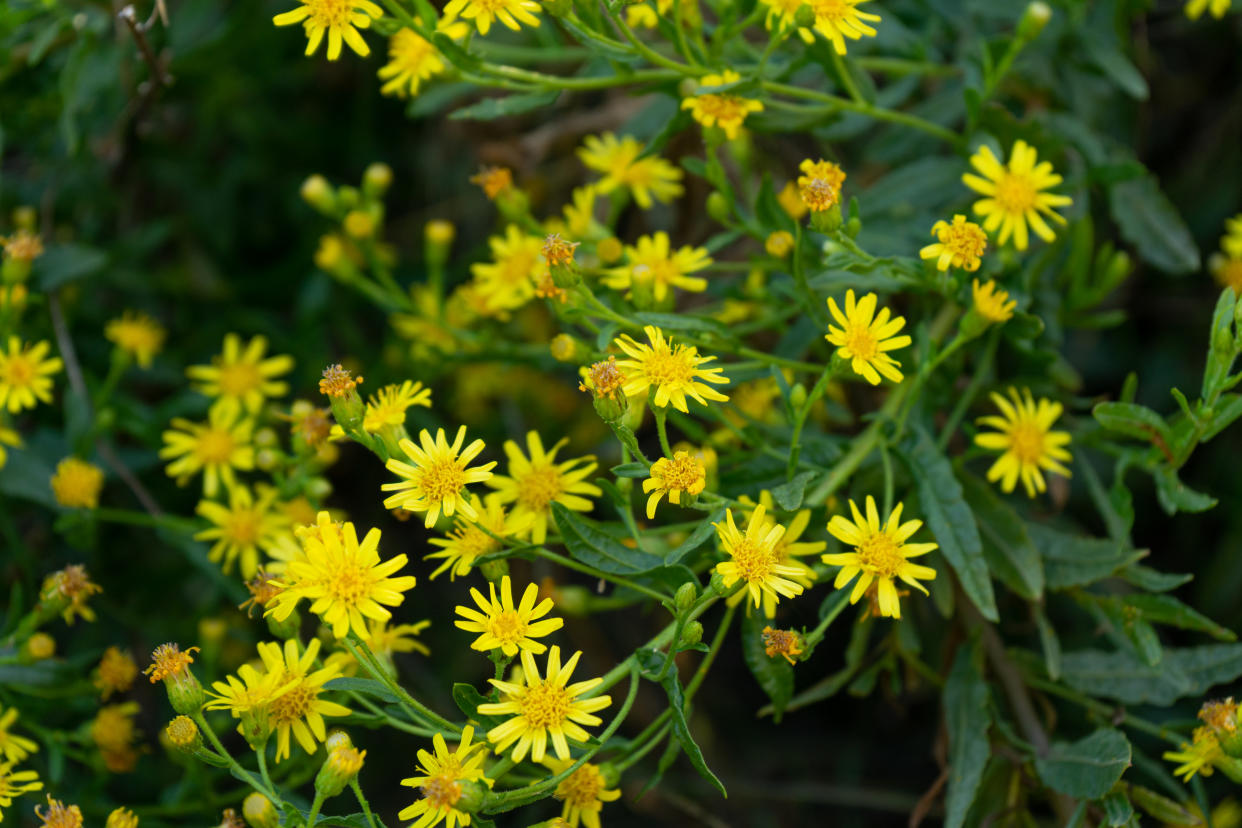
[793,3,815,28]
[706,192,732,224]
[597,237,623,264]
[362,163,393,197]
[765,230,794,258]
[674,582,698,611]
[166,715,202,754]
[789,383,808,410]
[709,571,728,595]
[316,744,366,798]
[325,730,353,753]
[344,209,377,240]
[1017,1,1052,41]
[425,220,455,268]
[22,632,55,661]
[243,793,279,828]
[544,234,581,288]
[300,175,336,214]
[13,205,37,231]
[681,620,704,647]
[550,334,580,363]
[554,585,592,616]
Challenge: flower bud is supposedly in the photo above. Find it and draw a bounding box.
[325,730,353,753]
[300,175,336,214]
[319,364,366,434]
[706,192,732,224]
[455,779,490,814]
[553,585,592,616]
[337,186,360,210]
[1017,1,1052,41]
[13,205,37,230]
[344,209,377,240]
[425,220,455,269]
[106,807,139,828]
[315,745,366,799]
[674,582,698,611]
[544,234,581,289]
[793,4,816,28]
[550,334,581,363]
[479,558,511,583]
[266,607,302,640]
[243,793,279,828]
[1201,698,1242,758]
[680,620,704,647]
[22,632,55,661]
[765,230,794,258]
[166,715,203,754]
[362,162,393,198]
[709,571,728,595]
[789,383,808,410]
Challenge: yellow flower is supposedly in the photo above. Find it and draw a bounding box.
[91,702,141,772]
[765,230,795,258]
[427,495,531,580]
[319,363,364,397]
[445,0,541,34]
[204,658,293,723]
[256,639,351,762]
[761,627,805,665]
[614,325,730,413]
[0,706,38,763]
[963,141,1072,251]
[823,496,938,619]
[0,338,62,413]
[471,166,514,200]
[41,565,102,624]
[561,186,598,238]
[50,457,104,509]
[825,290,912,385]
[971,279,1016,323]
[382,426,496,527]
[0,763,42,823]
[397,726,494,828]
[160,405,255,497]
[1165,727,1223,781]
[0,424,20,471]
[543,758,622,828]
[105,311,166,368]
[625,0,672,27]
[974,388,1073,497]
[1186,0,1231,18]
[272,0,382,60]
[1,229,43,263]
[106,807,139,828]
[471,225,547,316]
[920,215,988,272]
[643,452,706,519]
[144,642,200,684]
[195,484,292,578]
[797,159,846,207]
[603,233,712,302]
[187,333,294,416]
[681,70,763,140]
[1210,252,1242,294]
[267,511,418,640]
[728,491,823,617]
[486,431,602,545]
[378,17,469,97]
[809,0,881,54]
[362,380,432,432]
[777,181,808,220]
[478,646,612,762]
[1224,213,1242,257]
[713,504,806,609]
[455,574,564,656]
[34,795,81,828]
[95,647,138,700]
[577,133,684,209]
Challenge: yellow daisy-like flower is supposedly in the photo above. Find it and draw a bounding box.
[256,639,351,762]
[50,457,104,509]
[729,491,824,618]
[613,325,730,413]
[963,141,1072,251]
[160,405,255,497]
[382,426,496,527]
[362,380,432,433]
[397,726,494,828]
[106,807,138,828]
[823,496,938,619]
[603,233,713,303]
[1223,213,1242,257]
[974,387,1072,497]
[0,424,20,471]
[1,229,43,263]
[0,706,38,763]
[41,564,103,625]
[0,338,62,413]
[272,0,382,60]
[972,279,1016,324]
[681,70,763,140]
[204,658,296,738]
[328,617,431,676]
[195,484,292,578]
[561,186,598,238]
[34,795,81,828]
[825,290,912,385]
[625,0,672,27]
[455,575,564,656]
[761,626,805,664]
[1210,252,1242,294]
[713,504,806,609]
[777,181,808,220]
[427,496,531,580]
[0,762,43,822]
[267,511,418,640]
[1165,727,1223,781]
[486,432,602,545]
[378,17,469,98]
[1186,0,1231,19]
[187,333,294,416]
[445,0,541,35]
[94,647,138,700]
[91,701,141,773]
[808,0,881,54]
[920,215,988,272]
[577,133,684,210]
[105,311,166,369]
[797,158,846,198]
[470,225,547,317]
[543,758,622,828]
[643,452,706,519]
[478,646,612,762]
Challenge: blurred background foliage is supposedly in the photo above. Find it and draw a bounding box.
[2,0,1242,824]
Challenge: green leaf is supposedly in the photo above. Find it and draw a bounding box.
[664,506,724,566]
[452,683,504,729]
[1060,644,1242,705]
[324,677,397,704]
[449,90,561,121]
[899,426,997,621]
[33,243,107,289]
[957,470,1043,600]
[1203,393,1242,442]
[771,470,816,511]
[1082,31,1149,100]
[656,665,727,796]
[1118,564,1192,593]
[1031,524,1144,590]
[1129,783,1199,824]
[552,502,663,575]
[1109,174,1200,275]
[1034,729,1131,800]
[1101,791,1135,826]
[943,644,991,828]
[632,312,728,335]
[1034,604,1062,681]
[1124,594,1236,641]
[1153,467,1217,514]
[1092,401,1173,446]
[741,611,793,723]
[610,462,649,479]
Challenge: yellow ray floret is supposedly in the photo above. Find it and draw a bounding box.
[963,141,1072,251]
[398,725,494,827]
[825,290,912,385]
[454,574,564,656]
[614,326,730,413]
[486,431,601,545]
[823,496,937,619]
[382,426,496,527]
[713,504,806,609]
[444,0,541,36]
[273,0,383,61]
[974,387,1072,497]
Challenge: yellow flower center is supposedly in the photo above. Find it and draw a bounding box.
[166,716,199,746]
[811,0,852,22]
[582,357,626,399]
[799,178,838,212]
[320,364,362,397]
[694,94,750,125]
[417,458,467,501]
[641,348,695,386]
[1008,422,1046,465]
[196,428,237,464]
[842,323,879,361]
[421,772,463,810]
[729,537,776,583]
[486,610,529,645]
[223,508,262,546]
[995,171,1037,213]
[940,224,987,261]
[656,455,703,492]
[306,0,352,25]
[453,526,500,559]
[216,362,262,397]
[856,532,904,577]
[1,354,34,386]
[516,465,563,511]
[270,680,316,724]
[521,681,572,729]
[394,30,434,67]
[558,765,607,809]
[324,564,372,605]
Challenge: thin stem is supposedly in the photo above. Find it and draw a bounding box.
[938,329,999,451]
[256,742,277,802]
[652,404,674,459]
[531,547,671,603]
[346,638,461,733]
[192,712,278,802]
[685,604,735,701]
[830,50,866,105]
[350,779,380,828]
[306,791,325,828]
[804,593,853,648]
[787,366,835,480]
[762,80,961,147]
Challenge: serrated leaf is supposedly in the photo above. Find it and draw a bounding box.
[1034,728,1131,800]
[1061,644,1242,705]
[552,502,663,575]
[772,470,816,511]
[1031,524,1144,590]
[1109,174,1200,275]
[741,611,793,722]
[944,644,990,828]
[664,507,723,566]
[958,470,1043,600]
[900,426,997,621]
[449,90,560,121]
[324,677,398,704]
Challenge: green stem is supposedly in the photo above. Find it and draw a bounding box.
[345,638,461,733]
[787,366,835,480]
[803,592,853,647]
[306,791,325,828]
[652,404,674,459]
[830,50,866,105]
[938,329,999,450]
[350,779,380,828]
[761,80,961,147]
[685,604,735,701]
[256,741,277,801]
[192,712,278,802]
[610,421,650,466]
[1023,675,1181,745]
[532,547,671,603]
